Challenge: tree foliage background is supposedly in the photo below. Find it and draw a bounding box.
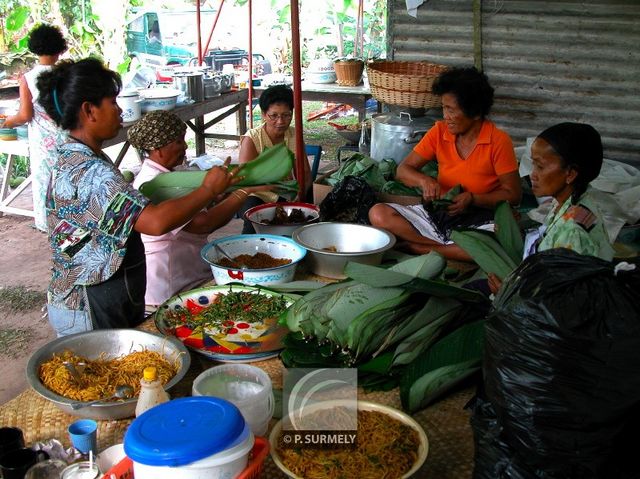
[0,0,386,77]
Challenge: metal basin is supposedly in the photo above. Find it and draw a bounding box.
[26,329,190,420]
[292,222,396,279]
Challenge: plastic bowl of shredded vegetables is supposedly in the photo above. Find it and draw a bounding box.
[269,400,428,478]
[26,329,190,420]
[201,234,307,286]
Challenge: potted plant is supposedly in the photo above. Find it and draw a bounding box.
[333,57,365,86]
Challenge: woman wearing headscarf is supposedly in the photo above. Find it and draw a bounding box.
[128,110,272,306]
[488,122,614,293]
[37,58,237,336]
[369,67,521,260]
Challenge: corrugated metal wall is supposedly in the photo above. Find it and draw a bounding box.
[387,0,640,166]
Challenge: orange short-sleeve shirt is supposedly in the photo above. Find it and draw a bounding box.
[413,120,518,194]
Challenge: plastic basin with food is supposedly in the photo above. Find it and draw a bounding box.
[26,329,190,420]
[201,234,307,285]
[292,222,396,279]
[138,88,181,112]
[244,202,320,237]
[269,400,428,478]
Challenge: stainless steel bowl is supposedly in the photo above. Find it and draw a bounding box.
[26,329,191,420]
[292,222,396,279]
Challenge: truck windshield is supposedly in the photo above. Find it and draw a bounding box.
[158,12,217,46]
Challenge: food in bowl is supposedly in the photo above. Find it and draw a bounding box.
[38,349,178,402]
[201,234,307,285]
[265,205,314,225]
[217,252,292,269]
[270,400,428,479]
[27,329,190,420]
[244,202,320,237]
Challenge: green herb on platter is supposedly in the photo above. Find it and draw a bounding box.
[166,291,289,333]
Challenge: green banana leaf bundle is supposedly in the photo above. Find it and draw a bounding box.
[430,184,463,210]
[280,252,489,411]
[139,142,295,203]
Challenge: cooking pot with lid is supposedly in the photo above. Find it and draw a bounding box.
[370,111,438,164]
[116,89,142,123]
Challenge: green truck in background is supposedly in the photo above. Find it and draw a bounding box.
[125,9,270,73]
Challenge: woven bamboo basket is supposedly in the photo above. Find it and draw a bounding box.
[367,60,449,109]
[333,59,365,86]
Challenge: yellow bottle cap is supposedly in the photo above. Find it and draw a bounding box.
[143,366,157,381]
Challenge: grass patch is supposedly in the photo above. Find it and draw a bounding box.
[0,286,47,312]
[0,327,36,358]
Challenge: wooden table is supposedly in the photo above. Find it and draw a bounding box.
[105,89,249,167]
[0,139,32,219]
[253,82,374,122]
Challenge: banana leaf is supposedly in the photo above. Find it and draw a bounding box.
[380,180,422,196]
[431,184,462,210]
[494,201,525,265]
[400,320,485,413]
[450,229,518,280]
[345,252,446,286]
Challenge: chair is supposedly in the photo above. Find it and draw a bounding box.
[305,144,322,181]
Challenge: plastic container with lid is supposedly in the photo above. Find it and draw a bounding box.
[134,366,170,417]
[192,364,274,436]
[124,396,254,479]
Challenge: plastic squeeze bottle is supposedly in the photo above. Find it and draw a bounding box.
[135,366,170,417]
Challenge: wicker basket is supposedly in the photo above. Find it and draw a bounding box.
[333,60,365,86]
[367,60,448,109]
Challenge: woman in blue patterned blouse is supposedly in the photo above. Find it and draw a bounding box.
[37,58,239,336]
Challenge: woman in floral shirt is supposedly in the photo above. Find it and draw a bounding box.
[37,58,238,336]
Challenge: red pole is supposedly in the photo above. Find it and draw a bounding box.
[202,0,226,60]
[196,3,202,65]
[290,0,306,199]
[248,0,254,129]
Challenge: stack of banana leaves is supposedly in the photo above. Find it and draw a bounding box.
[280,252,489,413]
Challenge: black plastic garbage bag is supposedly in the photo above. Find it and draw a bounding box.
[473,249,640,479]
[319,175,377,224]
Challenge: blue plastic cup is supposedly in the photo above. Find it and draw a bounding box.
[67,419,97,455]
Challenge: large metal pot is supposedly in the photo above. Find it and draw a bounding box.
[370,111,437,164]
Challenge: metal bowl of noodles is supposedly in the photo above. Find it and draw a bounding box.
[292,222,396,279]
[270,400,428,478]
[26,329,190,420]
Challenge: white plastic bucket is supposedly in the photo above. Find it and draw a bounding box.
[192,364,275,437]
[132,427,254,479]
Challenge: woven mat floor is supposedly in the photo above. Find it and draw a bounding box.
[1,301,476,478]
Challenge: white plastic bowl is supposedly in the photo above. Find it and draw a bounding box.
[244,202,320,237]
[306,71,336,84]
[269,400,428,479]
[138,88,181,112]
[201,234,307,286]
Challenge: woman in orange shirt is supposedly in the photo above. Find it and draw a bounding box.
[369,67,521,260]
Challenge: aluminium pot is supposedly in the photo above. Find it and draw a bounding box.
[370,111,437,164]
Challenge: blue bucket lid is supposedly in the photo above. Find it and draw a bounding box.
[124,397,246,466]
